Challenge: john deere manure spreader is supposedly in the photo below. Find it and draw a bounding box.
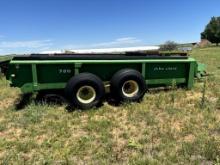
[0,47,206,109]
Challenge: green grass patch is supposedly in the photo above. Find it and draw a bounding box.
[0,47,219,164]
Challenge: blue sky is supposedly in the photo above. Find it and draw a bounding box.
[0,0,219,55]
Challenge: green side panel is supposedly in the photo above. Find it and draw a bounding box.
[79,63,141,81]
[187,62,195,89]
[7,64,32,87]
[37,64,75,83]
[145,63,188,79]
[7,58,197,93]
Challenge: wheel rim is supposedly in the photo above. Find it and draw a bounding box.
[122,80,139,98]
[76,86,96,104]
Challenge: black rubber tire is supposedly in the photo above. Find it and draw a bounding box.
[15,93,33,110]
[36,90,67,105]
[110,69,147,103]
[65,73,105,110]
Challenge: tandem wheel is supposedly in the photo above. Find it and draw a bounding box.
[110,69,147,103]
[65,73,105,110]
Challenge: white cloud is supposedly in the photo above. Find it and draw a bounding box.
[0,40,52,49]
[0,37,145,55]
[41,37,159,54]
[64,37,142,49]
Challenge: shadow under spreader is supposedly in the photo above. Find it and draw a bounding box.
[15,93,33,110]
[14,87,183,111]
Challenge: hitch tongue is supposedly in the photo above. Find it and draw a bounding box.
[196,63,207,79]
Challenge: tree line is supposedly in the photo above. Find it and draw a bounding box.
[160,16,220,51]
[201,16,220,46]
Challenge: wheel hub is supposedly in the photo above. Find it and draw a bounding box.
[76,86,96,104]
[122,80,139,98]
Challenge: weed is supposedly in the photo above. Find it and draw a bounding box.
[216,97,220,110]
[171,79,177,106]
[155,93,163,109]
[127,139,142,150]
[200,78,207,109]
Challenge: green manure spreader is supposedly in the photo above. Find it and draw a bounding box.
[0,50,206,109]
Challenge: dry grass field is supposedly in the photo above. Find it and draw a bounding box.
[0,47,220,164]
